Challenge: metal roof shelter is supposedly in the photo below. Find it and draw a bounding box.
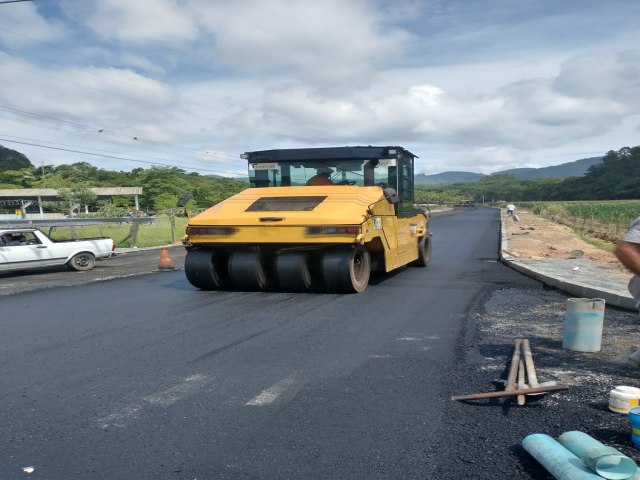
[0,187,143,217]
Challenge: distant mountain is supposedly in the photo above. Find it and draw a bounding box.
[497,157,603,180]
[415,156,602,185]
[414,171,485,185]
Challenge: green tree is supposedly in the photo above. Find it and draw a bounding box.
[132,167,191,210]
[556,146,640,200]
[58,186,98,217]
[154,193,180,211]
[31,172,74,188]
[0,145,33,171]
[95,200,128,217]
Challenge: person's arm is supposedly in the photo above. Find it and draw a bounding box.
[615,241,640,276]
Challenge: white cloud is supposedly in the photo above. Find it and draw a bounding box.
[191,0,412,89]
[553,50,640,108]
[70,0,198,46]
[0,3,68,48]
[1,1,639,175]
[408,85,445,106]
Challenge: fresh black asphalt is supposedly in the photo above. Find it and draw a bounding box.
[1,207,637,479]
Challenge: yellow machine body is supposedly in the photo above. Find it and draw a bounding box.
[183,146,431,293]
[185,185,427,272]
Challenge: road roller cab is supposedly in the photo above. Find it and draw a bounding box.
[183,146,431,293]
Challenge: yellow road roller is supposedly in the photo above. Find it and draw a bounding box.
[183,146,431,293]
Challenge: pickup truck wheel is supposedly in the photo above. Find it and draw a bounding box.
[275,252,312,291]
[410,235,432,267]
[185,249,226,290]
[322,246,370,293]
[68,252,96,271]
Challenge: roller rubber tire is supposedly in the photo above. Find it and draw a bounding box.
[185,249,224,290]
[410,235,432,267]
[322,246,370,293]
[275,253,312,291]
[228,251,267,290]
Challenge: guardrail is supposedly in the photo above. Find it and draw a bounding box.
[1,217,159,248]
[0,217,157,228]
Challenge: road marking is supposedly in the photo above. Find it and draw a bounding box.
[143,374,208,406]
[97,373,209,429]
[397,335,440,342]
[246,377,295,406]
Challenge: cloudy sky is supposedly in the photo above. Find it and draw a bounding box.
[0,0,638,177]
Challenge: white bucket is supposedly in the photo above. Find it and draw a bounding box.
[609,386,640,414]
[562,298,605,352]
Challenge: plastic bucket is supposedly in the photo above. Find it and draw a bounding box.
[628,406,640,448]
[609,386,640,414]
[562,298,605,352]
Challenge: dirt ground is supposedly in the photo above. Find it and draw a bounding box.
[503,208,622,265]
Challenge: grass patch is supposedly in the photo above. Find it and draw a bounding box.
[576,231,616,253]
[47,216,189,248]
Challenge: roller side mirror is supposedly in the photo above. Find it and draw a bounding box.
[383,188,399,204]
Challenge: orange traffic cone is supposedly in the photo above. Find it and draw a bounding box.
[157,247,176,270]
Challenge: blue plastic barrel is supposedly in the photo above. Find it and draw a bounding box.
[562,298,605,352]
[628,406,640,448]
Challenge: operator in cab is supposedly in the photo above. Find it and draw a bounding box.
[306,167,334,186]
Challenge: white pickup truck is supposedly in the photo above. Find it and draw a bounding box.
[0,228,115,273]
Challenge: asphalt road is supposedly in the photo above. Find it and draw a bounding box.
[0,245,188,297]
[1,207,595,479]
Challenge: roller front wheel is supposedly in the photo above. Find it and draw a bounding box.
[410,235,432,267]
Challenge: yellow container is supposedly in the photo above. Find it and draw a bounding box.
[609,386,640,413]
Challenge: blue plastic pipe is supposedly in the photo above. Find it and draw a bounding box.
[522,434,603,480]
[557,431,637,480]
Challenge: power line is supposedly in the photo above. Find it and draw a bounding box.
[0,0,34,4]
[0,104,241,163]
[0,107,250,176]
[0,136,246,177]
[0,28,333,141]
[0,25,341,173]
[0,57,320,167]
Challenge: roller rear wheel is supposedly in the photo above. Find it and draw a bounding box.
[228,250,267,290]
[185,249,226,290]
[275,252,312,291]
[410,235,432,267]
[322,246,370,293]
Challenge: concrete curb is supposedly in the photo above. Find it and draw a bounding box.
[114,244,184,254]
[499,210,636,311]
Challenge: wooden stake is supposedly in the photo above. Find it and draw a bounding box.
[506,339,523,392]
[517,358,526,405]
[451,384,569,401]
[521,339,539,389]
[451,338,568,403]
